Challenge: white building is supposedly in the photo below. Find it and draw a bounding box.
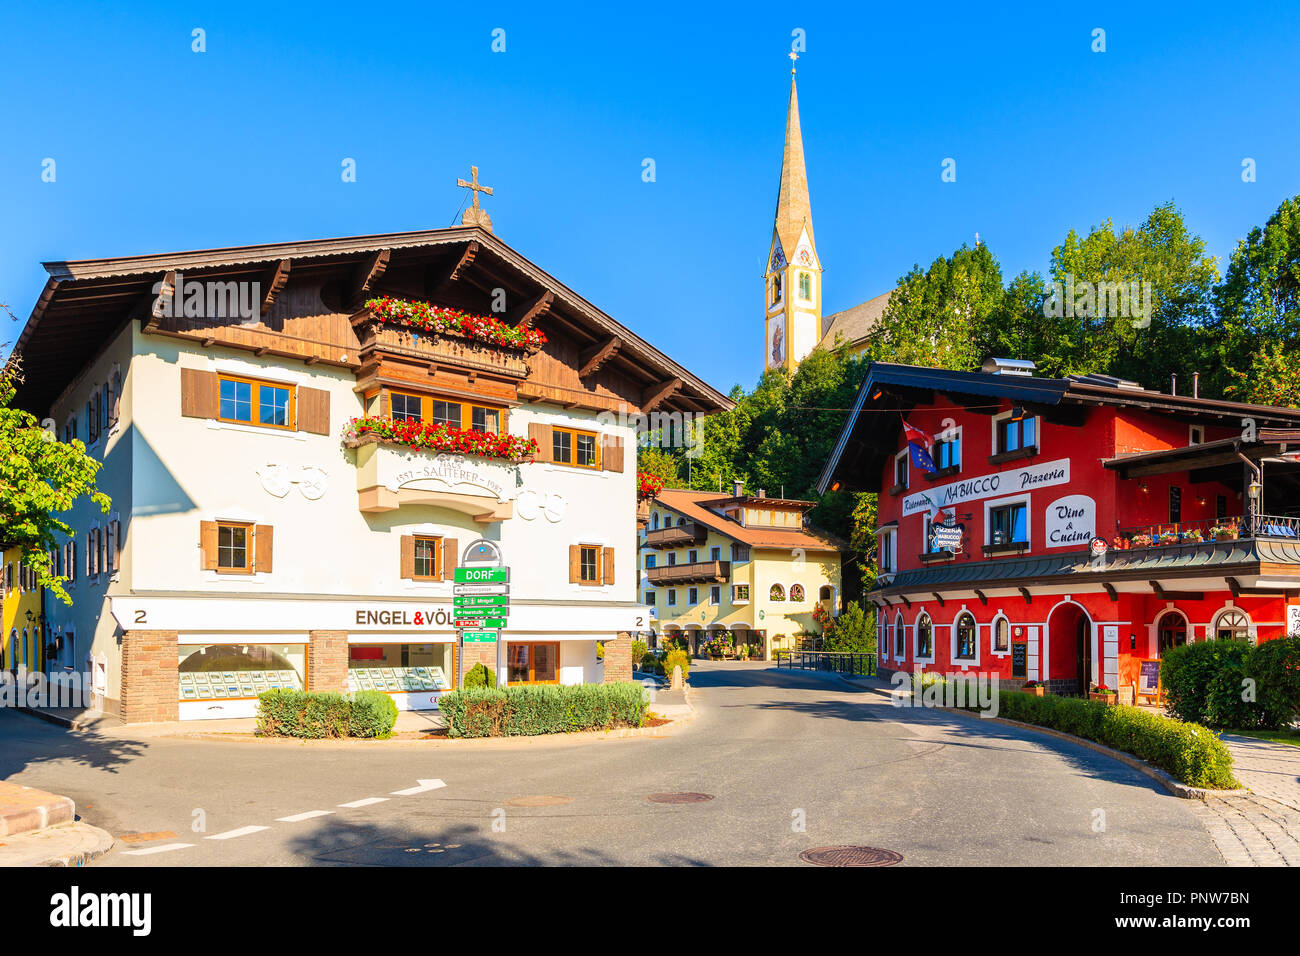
[11,224,729,721]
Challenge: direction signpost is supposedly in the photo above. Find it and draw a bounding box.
[455,540,510,685]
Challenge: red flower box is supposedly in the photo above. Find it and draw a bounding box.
[365,296,548,351]
[346,417,539,464]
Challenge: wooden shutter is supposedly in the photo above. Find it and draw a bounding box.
[568,545,581,584]
[112,519,122,572]
[602,547,615,586]
[254,525,274,573]
[400,535,415,580]
[298,386,331,435]
[181,368,220,419]
[199,521,218,570]
[601,434,624,473]
[528,423,553,463]
[442,538,459,582]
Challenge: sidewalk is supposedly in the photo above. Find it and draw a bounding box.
[0,781,114,867]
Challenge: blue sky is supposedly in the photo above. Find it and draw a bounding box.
[2,2,1298,393]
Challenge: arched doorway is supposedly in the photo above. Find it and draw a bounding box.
[1157,611,1188,655]
[1048,602,1094,696]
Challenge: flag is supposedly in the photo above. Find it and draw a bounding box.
[919,493,952,526]
[903,421,937,475]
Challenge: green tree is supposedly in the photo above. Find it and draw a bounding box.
[1224,340,1300,408]
[0,359,110,603]
[823,601,876,656]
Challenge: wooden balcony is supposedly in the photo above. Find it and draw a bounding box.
[646,560,731,586]
[352,312,531,379]
[644,522,708,550]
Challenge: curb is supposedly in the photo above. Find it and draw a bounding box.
[18,707,122,732]
[40,824,116,867]
[0,822,115,868]
[844,676,1247,800]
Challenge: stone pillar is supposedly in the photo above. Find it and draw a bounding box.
[307,631,348,694]
[603,633,633,684]
[120,630,179,723]
[461,640,497,686]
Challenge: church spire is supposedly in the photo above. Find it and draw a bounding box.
[773,56,813,258]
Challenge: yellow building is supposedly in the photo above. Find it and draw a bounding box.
[2,545,44,672]
[640,485,843,659]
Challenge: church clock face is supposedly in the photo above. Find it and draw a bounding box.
[770,247,787,272]
[797,249,812,266]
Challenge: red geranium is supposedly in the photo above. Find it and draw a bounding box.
[346,416,539,463]
[366,296,548,351]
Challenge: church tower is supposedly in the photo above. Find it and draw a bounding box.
[764,55,823,373]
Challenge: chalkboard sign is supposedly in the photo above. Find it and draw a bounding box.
[1137,659,1161,699]
[1011,642,1027,679]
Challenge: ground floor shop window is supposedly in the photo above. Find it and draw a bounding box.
[507,642,559,684]
[177,643,305,701]
[348,643,453,693]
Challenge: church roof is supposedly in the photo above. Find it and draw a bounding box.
[772,72,813,259]
[818,289,893,350]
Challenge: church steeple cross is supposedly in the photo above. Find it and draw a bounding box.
[788,50,798,73]
[457,165,493,212]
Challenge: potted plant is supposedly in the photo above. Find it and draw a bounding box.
[1021,680,1046,697]
[1131,532,1153,548]
[1157,530,1180,546]
[1183,528,1204,543]
[1088,683,1118,705]
[1212,525,1239,541]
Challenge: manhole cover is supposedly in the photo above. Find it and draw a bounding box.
[506,795,574,807]
[799,845,903,867]
[646,792,715,804]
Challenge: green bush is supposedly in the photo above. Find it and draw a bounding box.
[1246,637,1300,730]
[349,689,399,739]
[256,689,351,739]
[663,648,690,681]
[1160,642,1224,725]
[640,650,661,673]
[463,662,497,689]
[439,682,648,737]
[631,640,648,668]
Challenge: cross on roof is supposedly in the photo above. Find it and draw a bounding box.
[456,165,495,232]
[788,50,799,73]
[457,165,493,211]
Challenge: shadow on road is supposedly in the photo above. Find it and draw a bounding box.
[0,711,145,779]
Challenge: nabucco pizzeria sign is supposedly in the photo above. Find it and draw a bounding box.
[901,459,1071,517]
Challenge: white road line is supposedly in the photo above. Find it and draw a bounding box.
[120,843,194,856]
[338,797,389,808]
[206,825,270,840]
[276,810,335,822]
[391,779,447,796]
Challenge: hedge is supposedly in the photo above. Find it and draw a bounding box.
[439,682,648,737]
[256,688,399,739]
[1162,637,1300,730]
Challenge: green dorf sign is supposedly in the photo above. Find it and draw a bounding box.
[454,567,509,584]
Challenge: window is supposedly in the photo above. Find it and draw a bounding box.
[894,612,905,657]
[935,433,961,470]
[993,617,1010,653]
[710,546,721,562]
[922,514,944,555]
[387,392,505,434]
[790,584,805,602]
[64,416,77,444]
[217,522,253,573]
[391,391,422,422]
[798,271,812,301]
[553,427,598,468]
[471,406,500,433]
[1169,487,1182,524]
[219,375,296,430]
[710,585,720,605]
[507,642,560,684]
[667,589,677,606]
[579,545,600,583]
[955,612,977,661]
[687,587,698,605]
[732,584,750,604]
[731,544,750,562]
[645,554,656,569]
[989,502,1028,547]
[100,382,111,432]
[769,583,785,601]
[687,549,698,563]
[1216,495,1228,520]
[1189,425,1205,445]
[916,614,933,659]
[429,400,460,428]
[995,414,1037,454]
[770,273,783,305]
[413,536,441,580]
[1214,609,1251,641]
[645,591,656,606]
[818,585,832,601]
[879,529,895,573]
[667,552,677,566]
[348,643,452,693]
[894,451,909,490]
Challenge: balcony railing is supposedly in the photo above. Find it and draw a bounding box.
[352,313,531,379]
[646,560,731,586]
[1113,514,1300,549]
[644,522,708,550]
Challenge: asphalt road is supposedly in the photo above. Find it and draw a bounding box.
[1,663,1221,866]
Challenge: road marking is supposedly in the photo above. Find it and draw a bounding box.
[276,810,335,822]
[206,826,270,840]
[391,778,446,796]
[338,797,389,808]
[118,830,178,844]
[121,843,194,856]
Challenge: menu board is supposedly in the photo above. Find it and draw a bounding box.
[1137,659,1161,699]
[348,665,449,694]
[1011,642,1028,679]
[178,669,302,700]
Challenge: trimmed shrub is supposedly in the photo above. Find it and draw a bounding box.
[463,662,497,689]
[663,648,690,682]
[1160,642,1224,726]
[631,640,649,668]
[256,689,350,739]
[440,682,648,737]
[349,689,399,739]
[639,651,660,673]
[1246,637,1300,730]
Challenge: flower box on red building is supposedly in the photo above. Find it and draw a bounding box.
[818,359,1300,698]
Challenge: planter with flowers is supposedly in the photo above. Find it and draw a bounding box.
[1088,684,1118,705]
[1157,531,1180,547]
[1211,525,1240,541]
[637,472,665,500]
[344,417,539,463]
[1021,681,1046,697]
[1130,533,1153,548]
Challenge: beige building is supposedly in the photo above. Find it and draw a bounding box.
[641,485,843,659]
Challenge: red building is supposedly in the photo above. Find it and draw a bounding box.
[818,359,1300,699]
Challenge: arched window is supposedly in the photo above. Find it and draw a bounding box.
[770,274,783,305]
[992,617,1010,653]
[955,612,978,661]
[677,516,686,527]
[916,613,933,659]
[651,512,659,530]
[769,583,785,601]
[798,272,812,301]
[894,612,906,657]
[789,584,805,603]
[880,614,889,659]
[819,585,832,601]
[1214,609,1251,642]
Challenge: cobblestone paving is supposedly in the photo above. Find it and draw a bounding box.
[1190,734,1300,866]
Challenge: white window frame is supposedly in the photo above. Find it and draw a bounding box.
[990,612,1011,657]
[878,528,896,574]
[914,610,935,663]
[933,424,963,471]
[991,409,1039,456]
[1210,605,1255,644]
[731,584,750,605]
[894,611,906,662]
[984,493,1032,551]
[893,449,909,490]
[951,607,981,668]
[1189,424,1205,446]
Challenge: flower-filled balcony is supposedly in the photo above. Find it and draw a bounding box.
[345,416,539,522]
[1112,514,1300,550]
[352,297,547,380]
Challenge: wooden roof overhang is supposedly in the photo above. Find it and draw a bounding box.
[9,226,733,418]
